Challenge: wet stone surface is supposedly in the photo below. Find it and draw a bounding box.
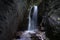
[13,31,48,40]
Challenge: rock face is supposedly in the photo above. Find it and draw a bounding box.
[41,0,60,40]
[0,0,28,40]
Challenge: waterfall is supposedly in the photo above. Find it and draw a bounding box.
[19,6,38,40]
[19,5,47,40]
[28,5,38,31]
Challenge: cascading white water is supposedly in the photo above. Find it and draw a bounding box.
[28,5,38,32]
[19,7,38,40]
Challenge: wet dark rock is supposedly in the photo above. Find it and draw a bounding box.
[41,0,60,40]
[0,0,28,40]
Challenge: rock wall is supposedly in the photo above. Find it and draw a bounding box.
[0,0,28,40]
[40,0,60,40]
